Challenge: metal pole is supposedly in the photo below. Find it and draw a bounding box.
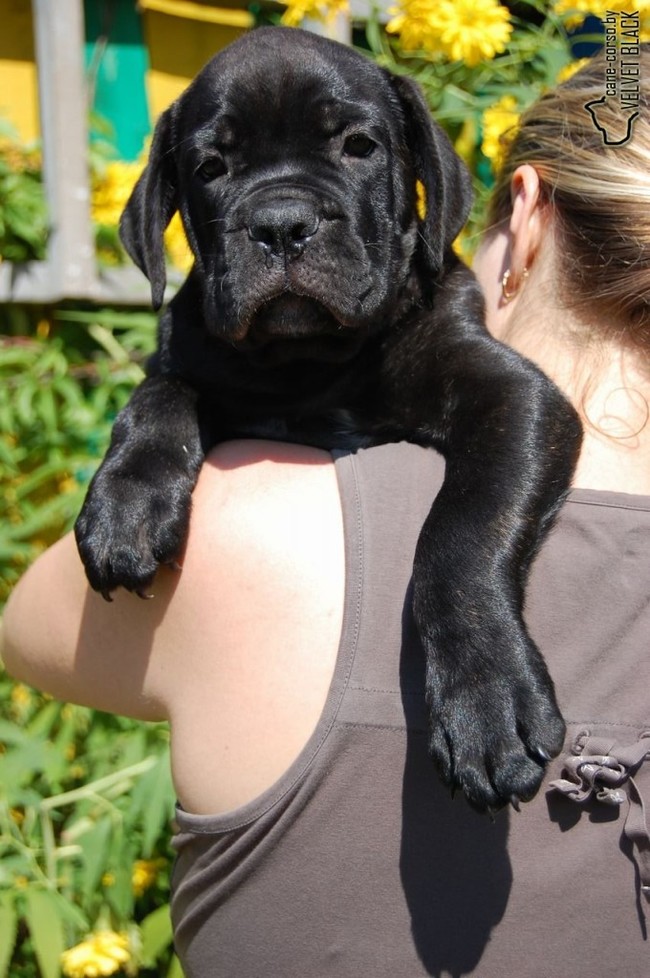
[32,0,96,298]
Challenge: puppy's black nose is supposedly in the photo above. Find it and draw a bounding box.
[248,200,319,258]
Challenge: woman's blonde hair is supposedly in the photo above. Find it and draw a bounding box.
[487,44,650,350]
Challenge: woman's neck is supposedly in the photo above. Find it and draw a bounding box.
[499,313,650,495]
[571,362,650,494]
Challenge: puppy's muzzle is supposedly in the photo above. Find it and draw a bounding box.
[247,198,320,259]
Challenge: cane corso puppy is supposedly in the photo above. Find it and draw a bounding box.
[75,27,582,811]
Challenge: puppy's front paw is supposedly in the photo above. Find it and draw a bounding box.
[75,464,192,599]
[414,585,565,812]
[424,646,565,813]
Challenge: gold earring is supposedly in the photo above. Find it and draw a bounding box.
[501,269,516,303]
[501,267,528,303]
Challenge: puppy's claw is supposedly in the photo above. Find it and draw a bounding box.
[533,746,552,763]
[101,590,113,603]
[510,794,521,813]
[136,589,154,600]
[167,560,183,572]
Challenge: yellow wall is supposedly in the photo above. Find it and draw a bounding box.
[0,0,39,143]
[143,9,248,118]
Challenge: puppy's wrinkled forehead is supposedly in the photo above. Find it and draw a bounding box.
[178,27,399,141]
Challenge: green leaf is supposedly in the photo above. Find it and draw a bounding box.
[23,887,65,978]
[15,378,38,428]
[27,700,63,738]
[133,752,174,856]
[35,386,58,434]
[104,857,134,921]
[46,887,88,933]
[77,817,113,902]
[0,891,18,978]
[0,856,32,888]
[0,738,53,791]
[167,953,186,978]
[140,903,173,967]
[0,718,29,744]
[119,726,147,769]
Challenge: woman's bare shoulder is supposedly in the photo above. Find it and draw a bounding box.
[2,441,344,733]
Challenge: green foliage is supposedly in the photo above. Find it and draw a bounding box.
[363,0,603,253]
[0,673,178,977]
[0,113,139,268]
[0,307,156,604]
[0,306,178,975]
[0,120,48,263]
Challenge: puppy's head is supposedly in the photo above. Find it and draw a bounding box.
[121,27,472,362]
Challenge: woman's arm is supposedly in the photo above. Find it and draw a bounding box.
[2,526,173,720]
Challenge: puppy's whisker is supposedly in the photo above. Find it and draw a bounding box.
[159,133,197,160]
[416,228,437,262]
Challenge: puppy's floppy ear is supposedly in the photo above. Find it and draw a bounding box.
[392,74,473,277]
[119,105,178,310]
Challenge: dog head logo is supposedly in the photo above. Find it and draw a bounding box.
[584,95,640,146]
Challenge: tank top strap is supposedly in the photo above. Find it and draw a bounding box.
[333,443,446,729]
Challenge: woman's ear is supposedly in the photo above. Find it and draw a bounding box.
[508,164,544,282]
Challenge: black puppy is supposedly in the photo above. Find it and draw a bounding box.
[75,27,582,812]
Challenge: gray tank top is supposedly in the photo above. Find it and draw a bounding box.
[171,442,650,977]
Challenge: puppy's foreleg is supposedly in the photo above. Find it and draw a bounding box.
[75,375,203,598]
[401,299,582,811]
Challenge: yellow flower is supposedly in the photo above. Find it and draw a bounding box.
[552,0,597,16]
[454,116,478,165]
[415,179,427,220]
[553,0,650,36]
[556,57,592,83]
[164,213,193,273]
[280,0,348,26]
[387,0,513,67]
[58,476,78,495]
[11,683,33,710]
[61,931,131,978]
[132,857,166,897]
[36,318,51,339]
[452,226,479,262]
[0,140,41,172]
[553,0,647,16]
[93,155,192,271]
[386,0,431,52]
[280,0,315,26]
[481,94,519,171]
[92,161,143,228]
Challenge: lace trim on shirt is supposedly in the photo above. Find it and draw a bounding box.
[549,730,650,903]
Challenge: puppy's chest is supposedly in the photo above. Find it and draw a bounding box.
[219,409,376,452]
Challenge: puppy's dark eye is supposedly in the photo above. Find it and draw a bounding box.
[196,155,227,182]
[342,134,376,159]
